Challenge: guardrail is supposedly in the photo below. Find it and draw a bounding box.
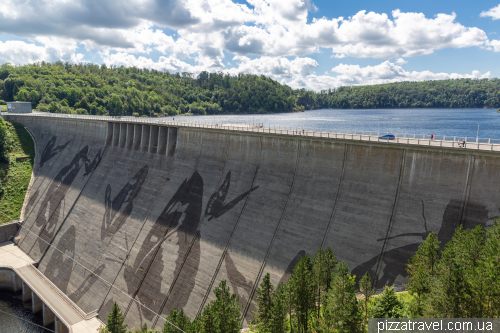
[3,112,500,152]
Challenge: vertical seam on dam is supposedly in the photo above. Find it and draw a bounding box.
[37,144,108,265]
[98,157,175,314]
[123,129,204,319]
[195,135,263,318]
[25,124,91,258]
[153,133,231,328]
[240,139,302,324]
[320,143,347,249]
[459,155,475,225]
[374,149,406,286]
[19,133,79,249]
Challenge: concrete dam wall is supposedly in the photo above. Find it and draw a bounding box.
[5,114,500,330]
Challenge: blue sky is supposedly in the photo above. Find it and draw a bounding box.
[0,0,498,90]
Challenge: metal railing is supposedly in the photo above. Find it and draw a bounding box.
[3,112,500,153]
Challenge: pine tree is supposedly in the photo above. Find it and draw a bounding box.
[359,272,373,326]
[311,248,337,321]
[201,303,216,333]
[212,280,241,333]
[370,286,405,318]
[163,308,191,333]
[323,261,363,333]
[406,232,440,315]
[254,273,275,332]
[289,255,314,333]
[479,219,500,317]
[107,301,128,333]
[269,283,287,333]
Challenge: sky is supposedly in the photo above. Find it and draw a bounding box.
[0,0,499,91]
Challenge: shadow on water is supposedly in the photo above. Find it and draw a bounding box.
[0,290,53,333]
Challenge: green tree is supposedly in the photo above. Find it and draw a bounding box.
[254,273,275,332]
[212,280,241,333]
[406,232,440,315]
[109,94,124,116]
[107,301,128,333]
[269,283,287,333]
[358,272,373,325]
[163,308,191,333]
[323,261,363,333]
[312,248,337,320]
[289,255,314,333]
[201,303,216,333]
[370,286,405,318]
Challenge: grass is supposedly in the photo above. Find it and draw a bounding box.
[0,121,34,224]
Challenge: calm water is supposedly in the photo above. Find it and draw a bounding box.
[0,290,53,333]
[170,108,500,140]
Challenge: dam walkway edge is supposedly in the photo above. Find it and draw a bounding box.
[3,112,500,154]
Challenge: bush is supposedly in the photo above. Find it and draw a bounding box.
[75,108,89,115]
[37,103,50,112]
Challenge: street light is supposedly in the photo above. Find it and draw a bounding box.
[477,124,479,143]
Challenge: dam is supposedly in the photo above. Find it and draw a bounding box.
[2,113,499,330]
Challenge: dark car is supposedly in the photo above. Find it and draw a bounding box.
[379,134,395,140]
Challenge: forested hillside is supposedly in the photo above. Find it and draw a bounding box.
[316,79,500,109]
[0,62,301,116]
[0,62,499,116]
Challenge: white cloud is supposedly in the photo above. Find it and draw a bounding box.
[489,39,500,52]
[480,4,500,20]
[0,40,84,64]
[285,61,490,91]
[229,55,318,77]
[0,0,496,91]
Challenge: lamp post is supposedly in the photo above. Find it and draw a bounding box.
[477,124,479,143]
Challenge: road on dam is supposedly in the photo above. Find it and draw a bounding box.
[3,113,499,330]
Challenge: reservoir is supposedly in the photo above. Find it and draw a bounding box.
[172,108,500,140]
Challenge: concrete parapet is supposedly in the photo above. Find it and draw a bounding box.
[0,222,19,243]
[43,303,56,326]
[32,291,43,313]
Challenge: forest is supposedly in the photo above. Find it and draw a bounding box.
[0,62,499,117]
[0,62,300,117]
[100,220,500,333]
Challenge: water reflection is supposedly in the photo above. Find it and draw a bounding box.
[0,290,53,333]
[163,108,500,140]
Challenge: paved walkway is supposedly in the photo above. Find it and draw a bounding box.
[0,241,103,333]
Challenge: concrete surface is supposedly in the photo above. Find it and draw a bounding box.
[0,241,103,332]
[3,114,500,331]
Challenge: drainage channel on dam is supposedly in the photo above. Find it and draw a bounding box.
[0,290,53,333]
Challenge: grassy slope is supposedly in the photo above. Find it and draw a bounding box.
[0,121,34,223]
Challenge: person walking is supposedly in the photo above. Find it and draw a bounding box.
[431,134,434,140]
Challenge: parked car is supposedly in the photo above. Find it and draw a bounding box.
[379,134,395,140]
